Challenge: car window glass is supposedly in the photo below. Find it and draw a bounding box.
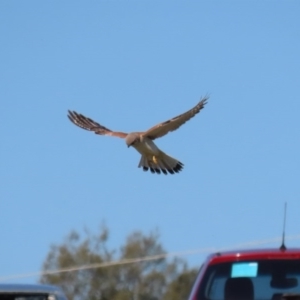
[197,260,300,300]
[0,296,50,300]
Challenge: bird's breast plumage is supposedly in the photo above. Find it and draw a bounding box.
[133,137,160,155]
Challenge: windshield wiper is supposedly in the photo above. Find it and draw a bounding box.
[281,294,300,300]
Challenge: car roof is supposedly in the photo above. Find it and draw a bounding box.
[206,248,300,265]
[0,283,65,295]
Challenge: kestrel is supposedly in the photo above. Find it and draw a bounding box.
[68,96,208,175]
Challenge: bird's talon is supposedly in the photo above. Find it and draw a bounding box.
[153,156,158,164]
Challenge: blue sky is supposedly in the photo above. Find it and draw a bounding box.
[1,1,300,283]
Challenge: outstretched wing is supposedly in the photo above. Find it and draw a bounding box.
[68,110,128,138]
[142,96,208,140]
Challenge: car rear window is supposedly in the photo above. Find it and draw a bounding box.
[0,294,53,300]
[196,259,300,300]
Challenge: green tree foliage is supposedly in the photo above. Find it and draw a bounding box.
[163,269,198,300]
[40,226,197,300]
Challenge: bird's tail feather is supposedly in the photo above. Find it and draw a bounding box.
[138,152,184,175]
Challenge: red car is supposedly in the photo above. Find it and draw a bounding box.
[188,247,300,300]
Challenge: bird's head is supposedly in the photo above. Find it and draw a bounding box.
[125,133,139,148]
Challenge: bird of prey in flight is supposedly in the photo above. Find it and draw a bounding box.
[68,96,208,175]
